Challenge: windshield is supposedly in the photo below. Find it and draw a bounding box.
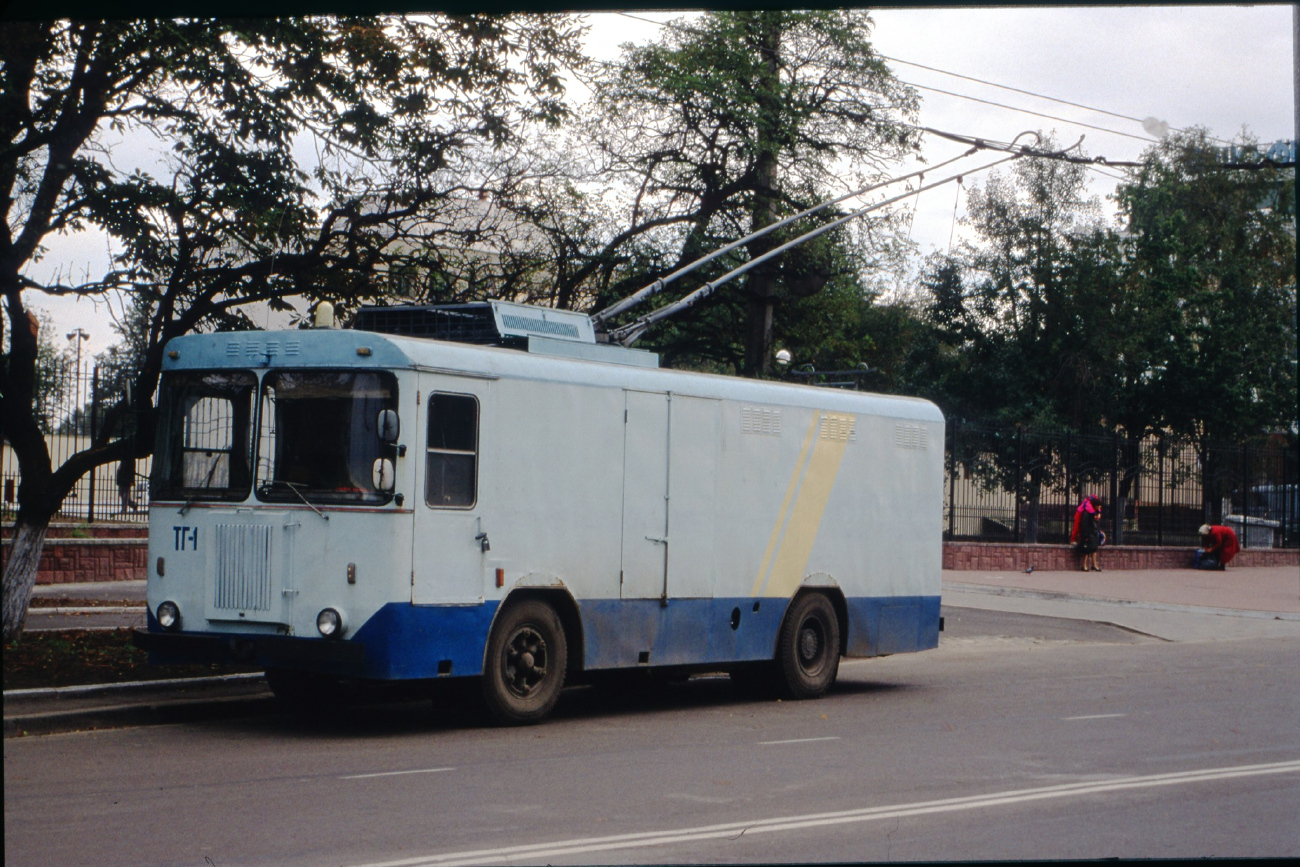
[255,370,397,505]
[152,371,257,501]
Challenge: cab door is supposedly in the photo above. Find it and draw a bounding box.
[411,373,491,605]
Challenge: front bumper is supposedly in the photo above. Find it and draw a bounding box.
[132,628,366,672]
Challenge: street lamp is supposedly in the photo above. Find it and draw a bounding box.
[66,328,89,373]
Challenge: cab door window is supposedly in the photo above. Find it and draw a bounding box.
[426,393,478,508]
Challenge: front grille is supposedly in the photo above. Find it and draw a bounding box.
[213,523,273,611]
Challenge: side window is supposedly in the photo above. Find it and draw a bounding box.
[426,393,478,508]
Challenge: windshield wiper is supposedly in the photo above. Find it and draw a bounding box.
[179,455,224,516]
[262,479,329,521]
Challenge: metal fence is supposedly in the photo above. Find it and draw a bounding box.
[1,357,149,524]
[945,420,1299,548]
[5,361,1298,548]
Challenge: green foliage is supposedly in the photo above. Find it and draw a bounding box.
[926,141,1126,431]
[911,129,1296,526]
[1114,128,1297,447]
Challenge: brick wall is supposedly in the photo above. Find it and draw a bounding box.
[1,524,147,584]
[943,541,1300,571]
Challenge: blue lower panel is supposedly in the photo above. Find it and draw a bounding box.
[578,598,790,669]
[351,601,500,680]
[844,595,942,656]
[261,592,941,681]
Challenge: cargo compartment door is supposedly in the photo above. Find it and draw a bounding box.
[621,390,668,600]
[666,395,721,598]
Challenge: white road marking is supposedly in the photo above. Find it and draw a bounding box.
[347,759,1300,867]
[1063,713,1127,720]
[758,736,842,745]
[341,768,455,780]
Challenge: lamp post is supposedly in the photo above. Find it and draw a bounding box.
[66,328,89,374]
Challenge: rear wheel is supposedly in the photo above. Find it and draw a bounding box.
[775,593,841,699]
[482,599,567,725]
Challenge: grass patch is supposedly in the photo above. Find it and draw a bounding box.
[4,629,258,691]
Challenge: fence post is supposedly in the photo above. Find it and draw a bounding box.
[947,420,957,540]
[1109,431,1119,545]
[1156,434,1165,547]
[1064,430,1072,501]
[1014,427,1022,543]
[87,365,99,523]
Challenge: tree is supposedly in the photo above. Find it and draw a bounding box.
[921,142,1129,429]
[1,15,584,643]
[915,141,1138,540]
[1114,129,1297,520]
[558,9,919,374]
[1115,129,1297,443]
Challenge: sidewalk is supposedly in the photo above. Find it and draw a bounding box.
[25,579,146,631]
[943,564,1300,643]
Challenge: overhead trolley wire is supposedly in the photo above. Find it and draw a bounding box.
[591,145,982,326]
[602,135,1058,346]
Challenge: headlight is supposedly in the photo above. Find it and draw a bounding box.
[157,601,181,631]
[317,607,346,638]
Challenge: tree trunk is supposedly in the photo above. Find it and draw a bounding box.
[2,520,49,644]
[742,12,783,378]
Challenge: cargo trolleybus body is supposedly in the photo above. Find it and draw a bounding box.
[136,301,944,723]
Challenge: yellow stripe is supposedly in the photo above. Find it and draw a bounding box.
[763,413,856,598]
[751,414,819,597]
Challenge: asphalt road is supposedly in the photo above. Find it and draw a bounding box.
[4,607,1298,865]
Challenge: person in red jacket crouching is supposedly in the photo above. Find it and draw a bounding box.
[1194,523,1240,570]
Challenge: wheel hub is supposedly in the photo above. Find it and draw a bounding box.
[799,625,821,663]
[504,627,547,696]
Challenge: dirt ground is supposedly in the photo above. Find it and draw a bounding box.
[3,628,258,690]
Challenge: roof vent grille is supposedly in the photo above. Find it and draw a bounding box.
[353,301,595,346]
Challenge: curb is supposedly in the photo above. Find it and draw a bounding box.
[3,673,272,739]
[4,671,264,699]
[3,693,277,739]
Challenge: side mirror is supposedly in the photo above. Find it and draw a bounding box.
[377,409,400,444]
[372,457,396,492]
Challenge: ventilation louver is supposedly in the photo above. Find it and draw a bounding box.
[353,301,595,346]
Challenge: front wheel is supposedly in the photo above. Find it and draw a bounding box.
[776,593,841,699]
[482,599,568,725]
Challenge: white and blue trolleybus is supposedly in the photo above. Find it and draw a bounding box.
[136,301,944,723]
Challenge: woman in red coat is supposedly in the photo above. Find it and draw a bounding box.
[1072,495,1103,572]
[1195,524,1239,570]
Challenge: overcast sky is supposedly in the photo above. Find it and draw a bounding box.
[27,4,1297,359]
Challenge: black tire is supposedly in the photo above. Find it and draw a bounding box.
[775,593,841,699]
[482,599,567,725]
